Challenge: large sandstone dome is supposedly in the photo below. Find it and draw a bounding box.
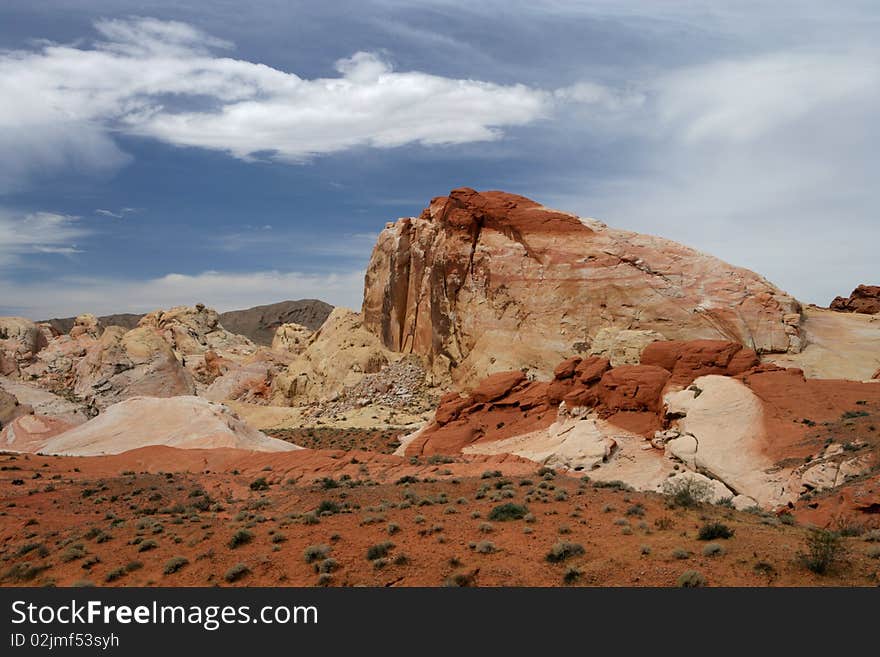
[363,188,802,386]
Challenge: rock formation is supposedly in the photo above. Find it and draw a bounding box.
[1,395,299,456]
[271,323,313,354]
[830,284,880,314]
[0,388,32,427]
[400,339,880,509]
[363,188,802,387]
[137,304,255,358]
[272,307,397,404]
[0,317,48,369]
[73,326,195,410]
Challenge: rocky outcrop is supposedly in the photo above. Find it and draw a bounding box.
[1,396,299,456]
[272,307,397,404]
[0,377,88,424]
[137,304,254,358]
[402,339,880,509]
[830,284,880,314]
[0,414,75,453]
[641,340,759,387]
[0,317,48,371]
[363,188,802,387]
[0,388,32,427]
[271,323,313,354]
[73,326,195,410]
[69,313,103,339]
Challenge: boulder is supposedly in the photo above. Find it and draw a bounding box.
[69,313,103,339]
[73,326,195,410]
[830,284,880,314]
[0,317,48,364]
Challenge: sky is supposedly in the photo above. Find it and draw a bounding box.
[0,1,877,319]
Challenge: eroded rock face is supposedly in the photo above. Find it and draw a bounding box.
[830,285,880,314]
[0,388,33,427]
[2,395,299,456]
[641,340,760,387]
[271,323,313,354]
[272,308,394,404]
[0,317,48,369]
[73,326,195,410]
[363,188,801,387]
[69,314,103,339]
[137,304,254,357]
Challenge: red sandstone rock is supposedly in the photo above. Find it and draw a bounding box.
[362,188,802,387]
[469,370,526,404]
[830,284,880,314]
[640,340,759,387]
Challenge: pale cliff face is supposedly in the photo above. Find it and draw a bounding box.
[362,187,802,386]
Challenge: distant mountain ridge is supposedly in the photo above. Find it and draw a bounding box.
[41,299,333,346]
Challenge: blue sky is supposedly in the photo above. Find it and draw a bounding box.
[0,1,877,318]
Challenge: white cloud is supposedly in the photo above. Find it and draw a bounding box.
[0,17,571,188]
[552,46,880,305]
[0,211,90,266]
[0,269,365,319]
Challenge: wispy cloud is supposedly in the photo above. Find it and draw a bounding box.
[94,207,137,219]
[0,211,90,266]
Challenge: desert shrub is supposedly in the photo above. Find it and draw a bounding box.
[249,477,270,491]
[702,543,724,557]
[105,567,126,583]
[488,503,528,521]
[475,541,496,554]
[304,544,331,564]
[625,504,645,517]
[366,542,394,561]
[662,478,712,508]
[316,500,340,516]
[672,548,691,560]
[640,545,651,555]
[443,571,476,587]
[316,558,338,574]
[163,556,189,575]
[478,523,494,534]
[137,539,158,553]
[228,529,253,549]
[697,522,734,540]
[545,541,585,563]
[271,533,287,544]
[125,561,143,572]
[563,566,582,585]
[677,570,706,587]
[3,562,50,583]
[801,529,845,574]
[224,563,250,583]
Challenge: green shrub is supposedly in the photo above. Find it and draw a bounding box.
[228,529,253,549]
[801,529,845,574]
[702,543,724,557]
[545,541,585,563]
[249,477,269,491]
[662,478,712,508]
[304,544,331,564]
[366,542,394,561]
[563,566,582,585]
[224,563,250,583]
[163,556,189,575]
[137,539,158,553]
[488,503,528,521]
[697,522,734,540]
[677,570,706,587]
